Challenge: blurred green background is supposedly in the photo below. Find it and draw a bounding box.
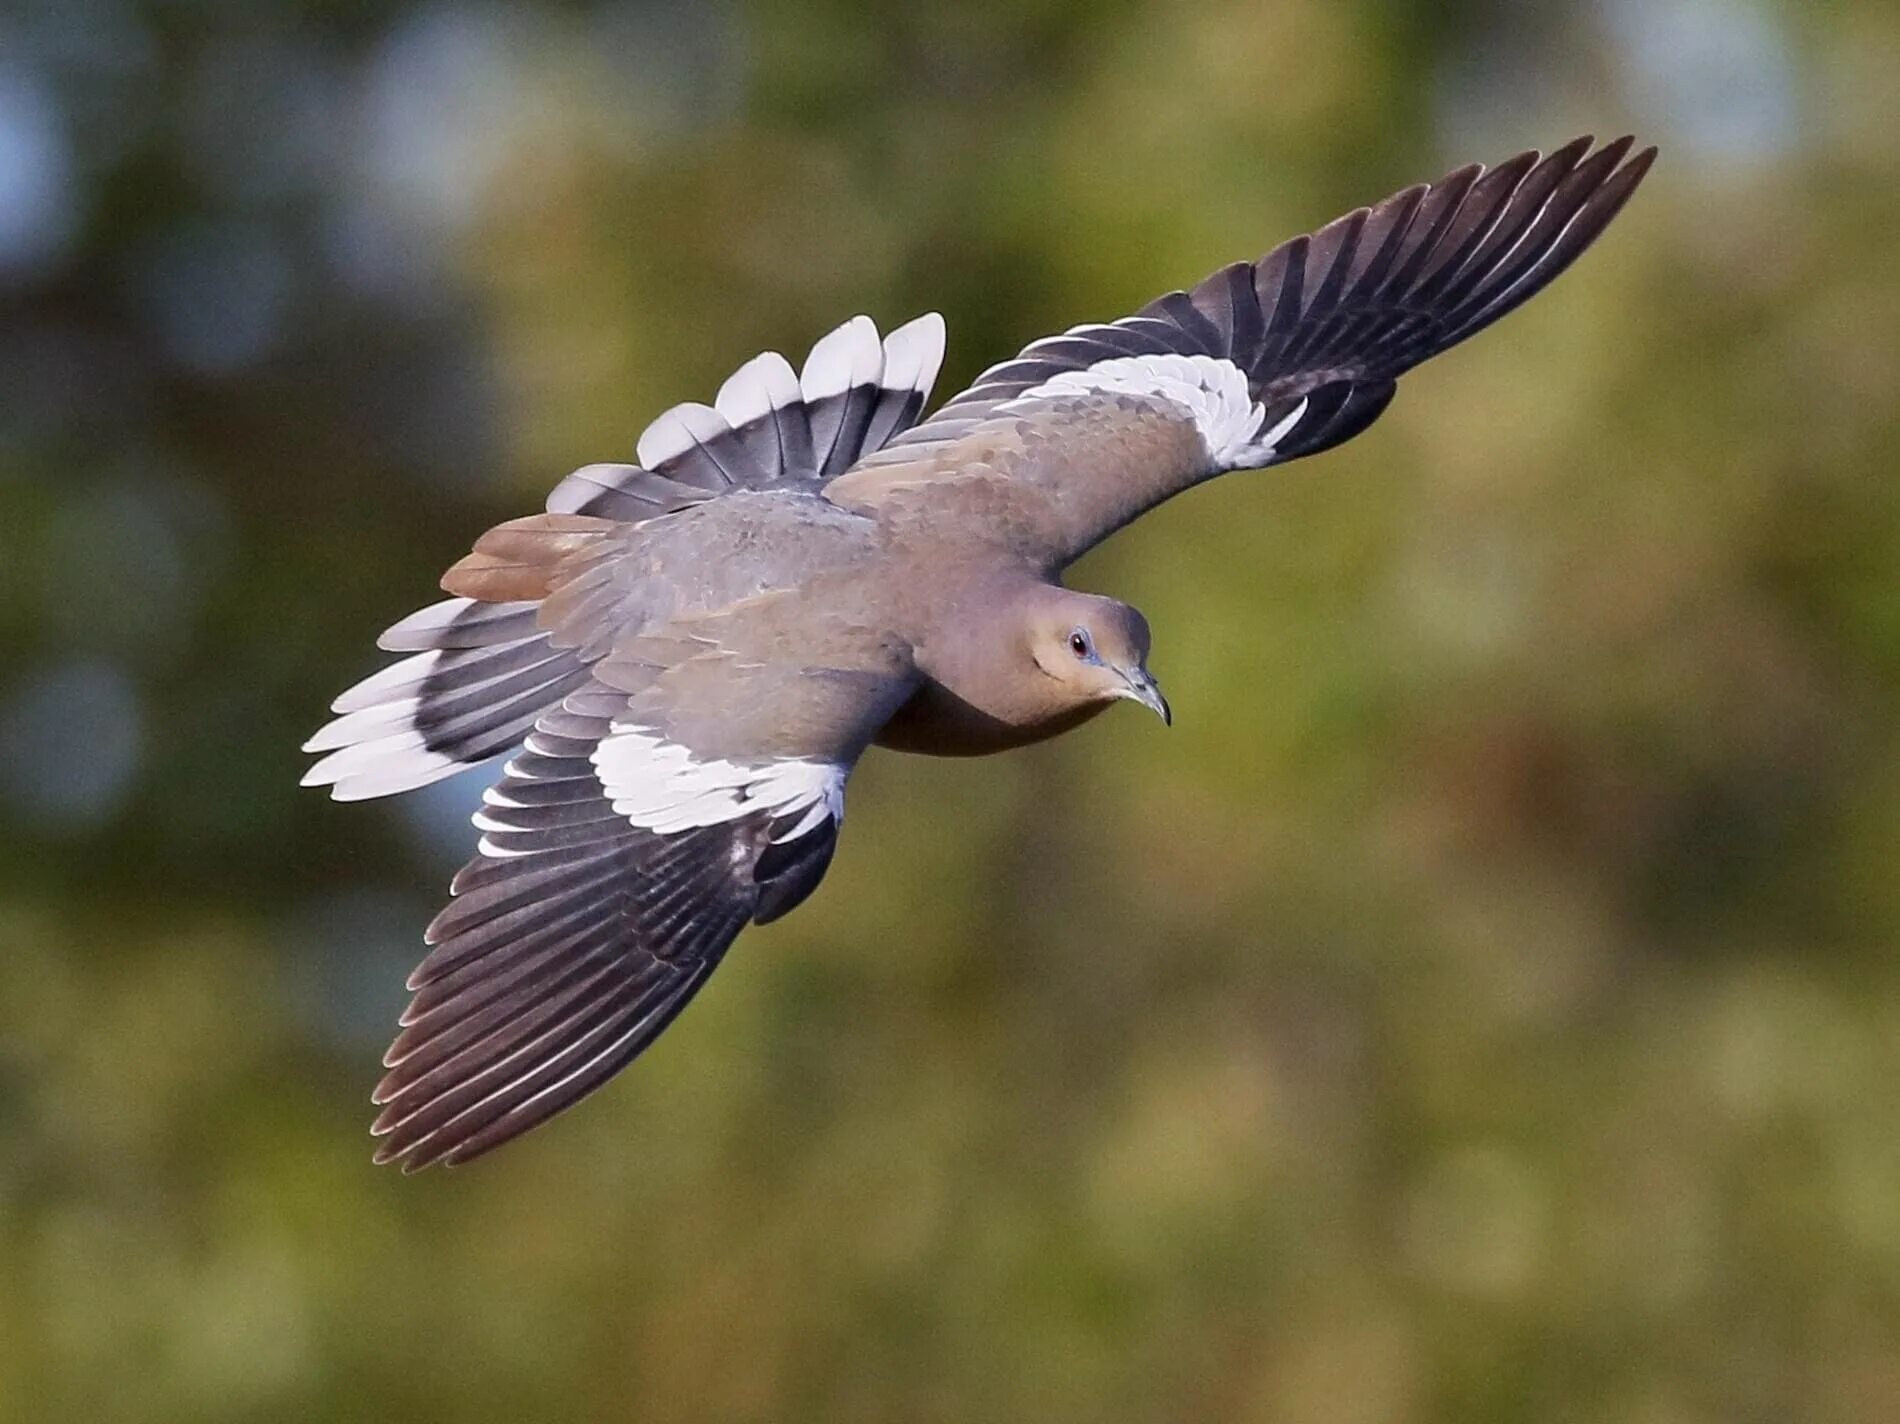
[3,1,1899,1420]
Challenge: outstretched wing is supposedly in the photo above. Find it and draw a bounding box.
[370,607,915,1171]
[827,135,1654,568]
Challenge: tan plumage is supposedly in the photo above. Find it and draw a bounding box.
[439,515,619,603]
[304,135,1656,1169]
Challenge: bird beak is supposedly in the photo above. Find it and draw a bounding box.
[1118,668,1171,726]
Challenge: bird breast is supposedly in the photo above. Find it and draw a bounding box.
[873,676,1107,757]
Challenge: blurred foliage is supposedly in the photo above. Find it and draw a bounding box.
[3,0,1900,1420]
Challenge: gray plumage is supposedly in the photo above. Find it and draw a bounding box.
[306,136,1656,1169]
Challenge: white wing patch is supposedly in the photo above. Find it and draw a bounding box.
[557,727,844,845]
[1007,353,1306,471]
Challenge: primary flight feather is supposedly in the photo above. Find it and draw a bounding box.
[305,135,1656,1170]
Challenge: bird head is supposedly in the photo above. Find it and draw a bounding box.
[1025,589,1170,725]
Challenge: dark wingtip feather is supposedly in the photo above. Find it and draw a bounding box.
[1436,159,1487,193]
[1620,142,1660,185]
[1547,132,1597,167]
[1235,135,1655,463]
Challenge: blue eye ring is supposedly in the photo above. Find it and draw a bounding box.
[1068,628,1092,660]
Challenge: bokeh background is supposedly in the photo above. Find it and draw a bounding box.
[3,1,1898,1420]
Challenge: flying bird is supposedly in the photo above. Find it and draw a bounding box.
[305,135,1655,1170]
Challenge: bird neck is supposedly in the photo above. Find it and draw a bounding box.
[905,576,1103,735]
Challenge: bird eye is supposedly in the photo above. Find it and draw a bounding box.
[1068,629,1091,659]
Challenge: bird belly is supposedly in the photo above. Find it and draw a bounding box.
[873,679,1106,757]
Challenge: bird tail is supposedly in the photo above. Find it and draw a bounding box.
[542,312,946,521]
[305,310,951,800]
[301,596,590,801]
